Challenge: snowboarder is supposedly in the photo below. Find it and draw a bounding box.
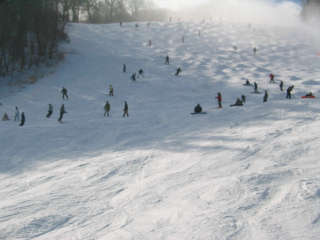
[138,69,144,77]
[302,92,315,98]
[269,73,275,83]
[286,85,294,99]
[61,87,68,100]
[2,112,9,121]
[263,90,268,102]
[19,112,25,126]
[244,79,251,86]
[131,73,136,81]
[241,95,246,104]
[46,104,53,118]
[104,101,110,117]
[58,104,67,122]
[253,82,259,93]
[175,67,182,76]
[123,101,129,117]
[165,55,170,65]
[230,98,243,107]
[280,80,284,92]
[123,64,127,73]
[14,106,20,121]
[109,85,114,96]
[216,92,222,108]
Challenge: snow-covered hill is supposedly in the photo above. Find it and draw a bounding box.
[1,20,320,240]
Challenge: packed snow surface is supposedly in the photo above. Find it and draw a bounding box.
[1,21,320,240]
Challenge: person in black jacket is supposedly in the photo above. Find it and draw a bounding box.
[263,90,268,102]
[286,85,294,99]
[58,104,67,122]
[19,112,25,126]
[46,104,53,118]
[123,101,129,117]
[194,104,202,113]
[230,98,243,107]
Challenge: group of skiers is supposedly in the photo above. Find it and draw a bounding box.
[1,106,25,126]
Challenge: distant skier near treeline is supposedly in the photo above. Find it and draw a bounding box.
[19,112,25,126]
[104,101,110,117]
[123,101,129,117]
[46,104,53,118]
[253,82,259,93]
[216,92,222,108]
[165,55,170,65]
[286,85,294,99]
[58,104,67,122]
[263,90,268,103]
[175,67,182,76]
[61,87,68,100]
[14,106,19,121]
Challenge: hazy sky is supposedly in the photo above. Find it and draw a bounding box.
[157,0,301,10]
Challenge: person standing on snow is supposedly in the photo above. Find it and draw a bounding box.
[58,104,67,122]
[286,85,294,99]
[123,101,129,117]
[61,87,68,100]
[123,64,127,73]
[175,67,182,76]
[104,101,111,117]
[14,106,20,121]
[263,90,269,102]
[46,104,53,118]
[269,73,275,83]
[19,112,25,126]
[165,55,170,65]
[279,81,284,92]
[241,95,246,104]
[253,82,258,93]
[216,92,222,108]
[109,85,114,96]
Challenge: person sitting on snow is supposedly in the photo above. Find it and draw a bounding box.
[244,79,251,86]
[230,98,243,107]
[306,92,314,97]
[194,104,203,113]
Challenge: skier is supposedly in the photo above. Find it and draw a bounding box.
[194,104,203,113]
[123,101,129,117]
[138,69,144,77]
[279,80,284,92]
[61,87,68,100]
[269,73,275,83]
[253,82,259,93]
[230,98,243,107]
[131,73,136,81]
[263,90,268,103]
[19,112,25,126]
[123,64,126,73]
[2,112,9,121]
[241,95,246,104]
[175,67,182,76]
[253,47,257,55]
[148,40,152,47]
[46,104,53,118]
[165,55,170,65]
[109,85,114,96]
[244,79,251,86]
[104,101,111,117]
[216,92,222,108]
[286,85,294,99]
[14,106,20,121]
[58,104,67,122]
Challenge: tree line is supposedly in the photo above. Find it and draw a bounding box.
[0,0,168,78]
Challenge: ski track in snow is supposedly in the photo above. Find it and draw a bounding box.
[1,21,320,239]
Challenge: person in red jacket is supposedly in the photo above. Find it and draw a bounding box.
[216,92,222,108]
[269,73,275,83]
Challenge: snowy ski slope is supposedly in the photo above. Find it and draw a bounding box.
[1,20,320,239]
